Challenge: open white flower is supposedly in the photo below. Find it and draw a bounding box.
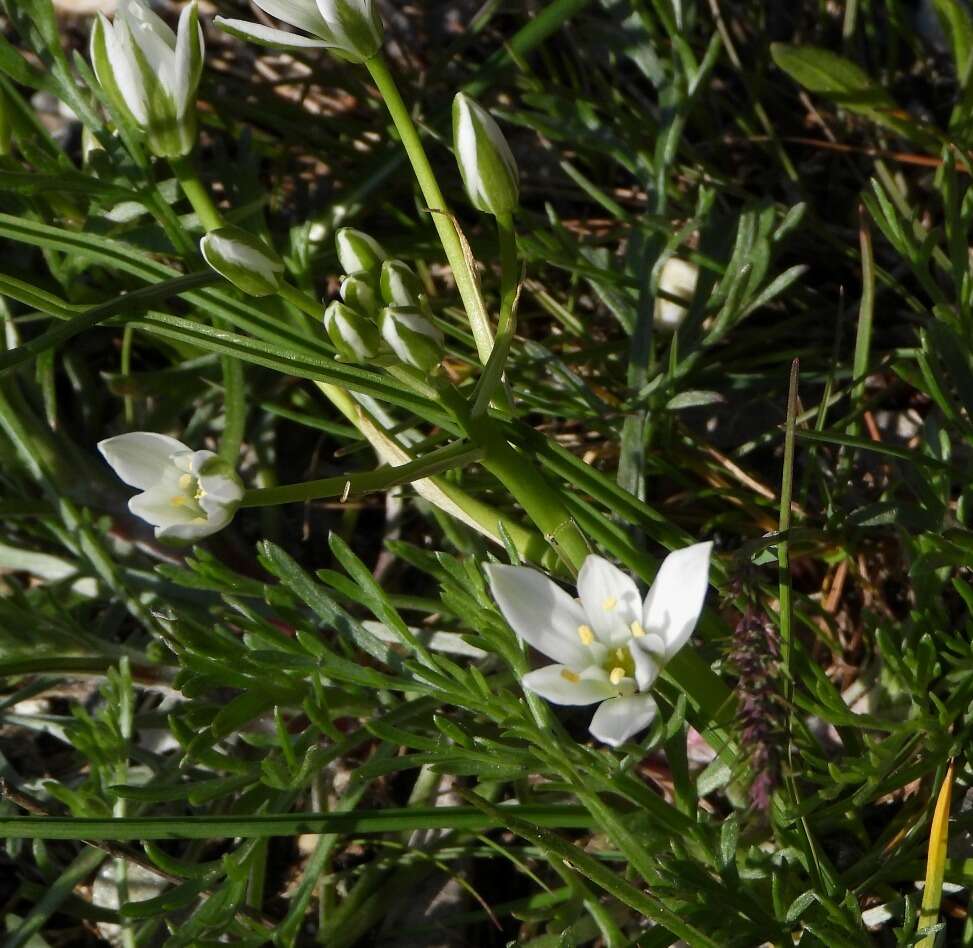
[90,0,204,158]
[484,542,712,747]
[215,0,383,63]
[98,432,243,543]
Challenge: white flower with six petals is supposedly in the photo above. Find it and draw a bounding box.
[98,432,244,543]
[484,542,712,747]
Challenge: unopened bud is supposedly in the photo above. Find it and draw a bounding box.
[380,259,422,308]
[340,271,380,316]
[654,257,699,331]
[379,306,443,372]
[336,227,386,275]
[452,92,519,217]
[325,300,381,363]
[200,225,284,297]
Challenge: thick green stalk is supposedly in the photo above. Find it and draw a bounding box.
[438,384,590,571]
[472,212,518,416]
[240,440,482,507]
[364,54,494,364]
[169,154,223,232]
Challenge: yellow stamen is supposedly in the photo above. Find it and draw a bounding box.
[615,648,626,662]
[178,473,193,490]
[560,669,580,683]
[170,495,187,507]
[630,620,645,638]
[601,596,617,611]
[577,624,595,645]
[609,667,625,685]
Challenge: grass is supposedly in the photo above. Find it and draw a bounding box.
[1,0,972,944]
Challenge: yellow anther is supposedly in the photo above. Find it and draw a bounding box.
[178,473,193,490]
[630,620,645,638]
[170,495,187,507]
[577,624,595,645]
[609,667,625,685]
[601,596,617,611]
[560,669,580,684]
[616,648,626,661]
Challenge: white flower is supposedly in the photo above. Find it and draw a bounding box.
[452,93,519,217]
[98,432,243,543]
[90,0,204,158]
[654,257,699,331]
[484,543,712,747]
[215,0,383,63]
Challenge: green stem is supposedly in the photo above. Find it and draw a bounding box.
[240,439,482,508]
[169,154,223,232]
[278,281,322,319]
[364,54,494,364]
[472,212,518,416]
[439,383,590,571]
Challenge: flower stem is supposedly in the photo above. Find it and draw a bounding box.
[364,53,494,364]
[278,281,322,320]
[437,383,590,572]
[240,439,483,508]
[471,212,518,416]
[169,154,223,232]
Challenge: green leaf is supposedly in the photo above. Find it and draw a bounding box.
[770,44,939,148]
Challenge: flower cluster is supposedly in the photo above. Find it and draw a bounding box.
[324,229,444,370]
[485,543,712,747]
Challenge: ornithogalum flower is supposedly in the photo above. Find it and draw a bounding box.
[324,300,381,363]
[98,432,243,543]
[216,0,383,63]
[379,306,444,372]
[485,543,712,747]
[452,93,519,217]
[200,226,284,297]
[90,0,203,158]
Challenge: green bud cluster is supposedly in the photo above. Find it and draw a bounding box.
[323,228,444,371]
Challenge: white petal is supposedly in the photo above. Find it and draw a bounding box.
[156,516,224,543]
[214,17,329,49]
[102,17,150,125]
[588,694,658,747]
[128,484,196,528]
[199,473,243,508]
[120,0,175,83]
[629,641,659,691]
[454,96,485,206]
[172,2,203,119]
[577,555,641,644]
[252,0,330,35]
[98,432,187,490]
[483,563,591,667]
[521,664,615,706]
[642,541,713,660]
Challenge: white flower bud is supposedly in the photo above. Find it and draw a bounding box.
[98,432,243,543]
[340,270,379,316]
[90,0,204,158]
[335,227,386,275]
[200,226,284,297]
[379,306,444,372]
[380,259,422,308]
[654,257,699,331]
[324,300,381,363]
[216,0,383,64]
[452,92,519,217]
